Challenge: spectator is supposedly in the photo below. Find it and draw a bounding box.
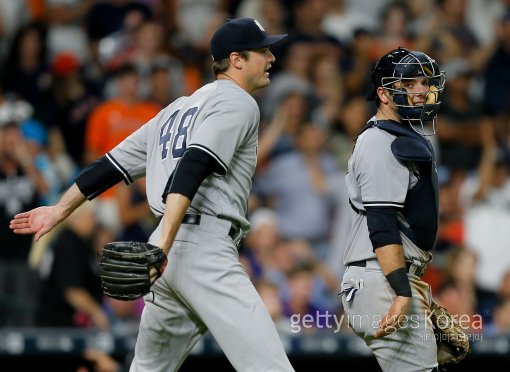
[486,297,510,335]
[84,63,159,233]
[435,279,479,333]
[1,21,52,123]
[341,28,374,97]
[329,95,370,169]
[107,20,185,101]
[255,122,342,261]
[429,0,492,72]
[282,263,330,334]
[322,0,375,44]
[460,120,510,314]
[255,279,291,334]
[104,295,144,334]
[85,63,159,163]
[45,0,93,63]
[49,51,100,167]
[289,0,343,56]
[257,91,310,164]
[481,270,510,330]
[35,202,109,330]
[406,0,440,41]
[436,58,482,171]
[0,119,46,326]
[20,119,61,205]
[240,207,281,281]
[466,0,506,46]
[258,41,315,122]
[168,0,226,54]
[483,10,510,118]
[236,0,288,37]
[241,209,339,311]
[264,239,300,290]
[0,0,30,58]
[85,0,154,89]
[441,246,478,295]
[85,0,153,43]
[147,61,174,107]
[309,53,344,127]
[366,2,414,62]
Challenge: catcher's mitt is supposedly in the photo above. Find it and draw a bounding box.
[99,241,168,301]
[429,300,471,369]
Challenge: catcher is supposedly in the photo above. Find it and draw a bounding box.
[340,47,469,371]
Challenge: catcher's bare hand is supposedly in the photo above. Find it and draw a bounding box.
[375,296,411,338]
[9,206,61,241]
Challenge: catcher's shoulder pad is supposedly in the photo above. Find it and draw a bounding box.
[391,136,432,163]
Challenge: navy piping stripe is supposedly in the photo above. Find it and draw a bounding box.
[188,144,228,173]
[106,152,133,184]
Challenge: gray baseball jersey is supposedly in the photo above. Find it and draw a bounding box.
[108,79,258,233]
[344,121,431,264]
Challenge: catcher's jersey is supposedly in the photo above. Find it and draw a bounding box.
[108,80,260,231]
[344,121,432,264]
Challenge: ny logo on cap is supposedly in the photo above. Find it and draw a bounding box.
[254,19,265,31]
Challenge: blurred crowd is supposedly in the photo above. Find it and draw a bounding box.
[1,0,510,343]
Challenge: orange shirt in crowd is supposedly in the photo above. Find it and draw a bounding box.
[85,99,160,198]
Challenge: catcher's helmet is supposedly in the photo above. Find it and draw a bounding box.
[369,47,446,136]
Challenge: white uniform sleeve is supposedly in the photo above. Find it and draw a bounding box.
[354,130,409,208]
[188,97,258,173]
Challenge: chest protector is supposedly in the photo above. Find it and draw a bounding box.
[371,120,439,251]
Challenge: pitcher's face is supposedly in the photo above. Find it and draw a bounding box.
[243,47,276,92]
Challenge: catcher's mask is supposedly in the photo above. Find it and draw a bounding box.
[369,47,446,136]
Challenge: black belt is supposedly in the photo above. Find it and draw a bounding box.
[181,213,239,241]
[348,260,426,277]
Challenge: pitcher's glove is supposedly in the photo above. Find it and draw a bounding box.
[430,300,471,370]
[99,241,168,301]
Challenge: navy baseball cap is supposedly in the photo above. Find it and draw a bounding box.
[210,18,288,61]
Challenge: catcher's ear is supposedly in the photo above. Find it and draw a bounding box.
[377,87,390,104]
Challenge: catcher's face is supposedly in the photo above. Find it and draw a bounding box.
[244,47,275,92]
[394,77,431,106]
